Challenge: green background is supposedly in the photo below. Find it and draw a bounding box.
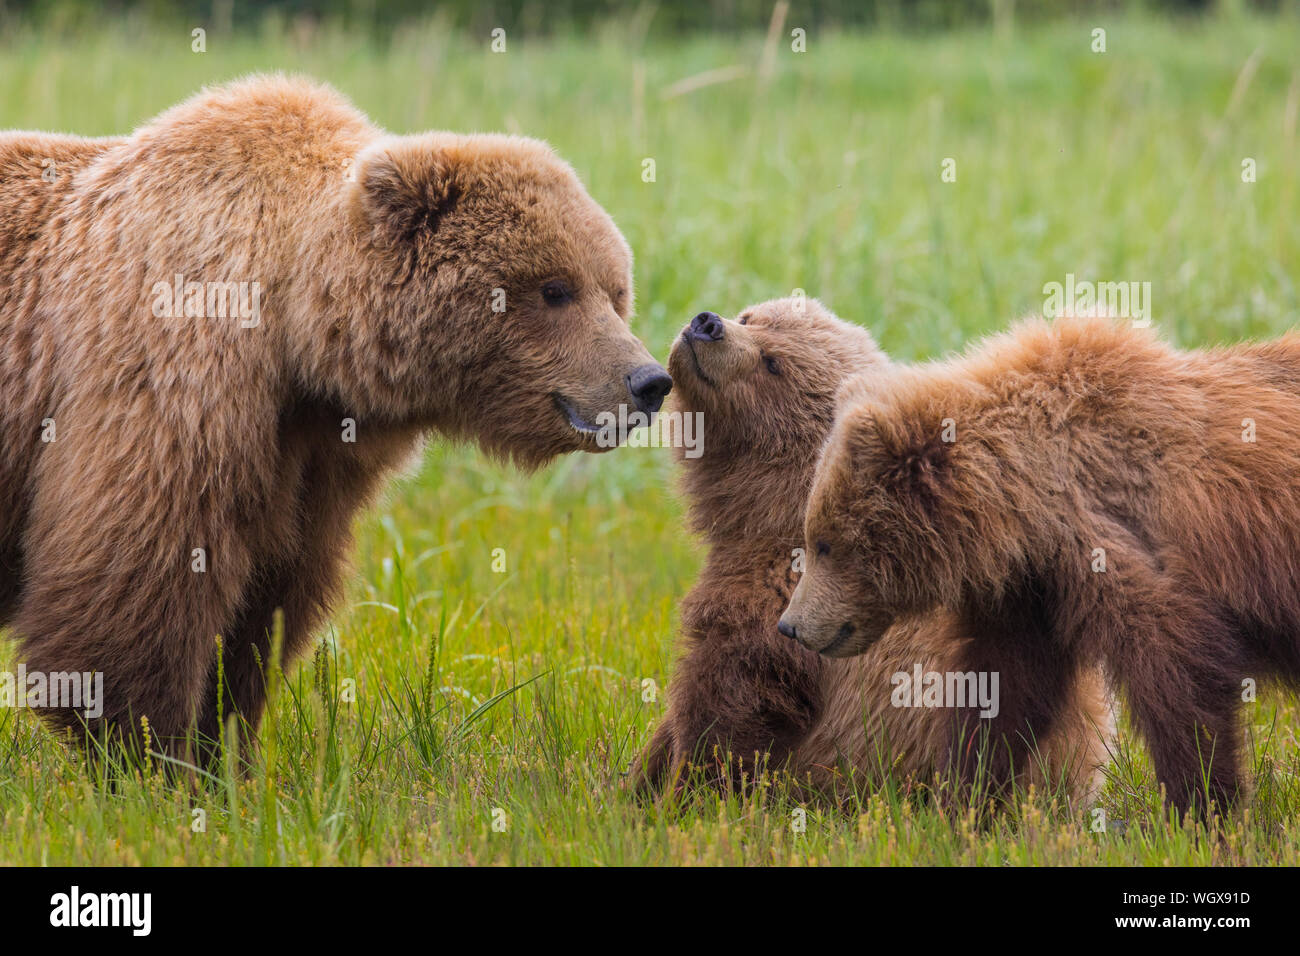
[0,2,1297,863]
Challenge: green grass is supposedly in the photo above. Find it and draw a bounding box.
[2,9,1300,865]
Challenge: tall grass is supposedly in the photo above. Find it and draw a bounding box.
[1,9,1298,863]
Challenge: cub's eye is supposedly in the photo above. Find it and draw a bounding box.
[816,541,830,557]
[541,281,574,306]
[763,353,781,375]
[739,313,751,325]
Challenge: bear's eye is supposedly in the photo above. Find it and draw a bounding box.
[739,313,751,325]
[763,353,781,375]
[816,540,830,557]
[541,281,574,307]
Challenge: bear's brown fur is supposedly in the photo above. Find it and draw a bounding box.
[636,299,1113,803]
[0,75,669,757]
[782,313,1300,815]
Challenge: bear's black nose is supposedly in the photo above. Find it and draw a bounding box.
[688,311,725,342]
[777,619,797,640]
[627,363,673,415]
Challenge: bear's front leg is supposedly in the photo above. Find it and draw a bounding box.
[660,613,825,791]
[942,586,1078,807]
[13,384,270,761]
[1102,605,1243,817]
[194,538,356,764]
[629,718,677,797]
[1059,536,1243,817]
[193,563,288,765]
[16,486,251,759]
[194,429,408,763]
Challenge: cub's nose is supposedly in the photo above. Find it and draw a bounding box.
[626,363,673,415]
[777,619,797,641]
[688,311,725,342]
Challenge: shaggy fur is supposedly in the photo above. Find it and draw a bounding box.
[635,299,1113,803]
[782,313,1300,816]
[0,75,666,757]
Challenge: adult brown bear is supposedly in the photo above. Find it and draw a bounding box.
[0,76,670,758]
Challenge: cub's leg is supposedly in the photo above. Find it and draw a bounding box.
[1058,537,1242,817]
[630,718,676,796]
[943,584,1078,806]
[1102,609,1241,817]
[1035,665,1116,806]
[658,613,824,789]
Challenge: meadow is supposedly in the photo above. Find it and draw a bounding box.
[1,8,1298,865]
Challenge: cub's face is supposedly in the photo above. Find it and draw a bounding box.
[666,297,884,455]
[354,133,669,467]
[779,422,899,657]
[779,401,949,658]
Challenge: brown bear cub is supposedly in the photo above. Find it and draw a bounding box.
[781,313,1300,816]
[0,76,670,760]
[636,299,1113,803]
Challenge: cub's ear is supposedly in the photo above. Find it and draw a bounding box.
[351,134,463,244]
[841,401,950,503]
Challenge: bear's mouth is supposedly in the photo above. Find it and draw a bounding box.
[681,335,718,389]
[818,621,858,656]
[552,393,603,437]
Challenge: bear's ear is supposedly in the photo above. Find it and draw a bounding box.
[351,135,463,244]
[843,401,950,504]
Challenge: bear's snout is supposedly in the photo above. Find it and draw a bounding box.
[688,311,725,342]
[626,363,673,415]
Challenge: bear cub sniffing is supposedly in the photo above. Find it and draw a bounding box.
[636,299,1113,802]
[782,314,1300,815]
